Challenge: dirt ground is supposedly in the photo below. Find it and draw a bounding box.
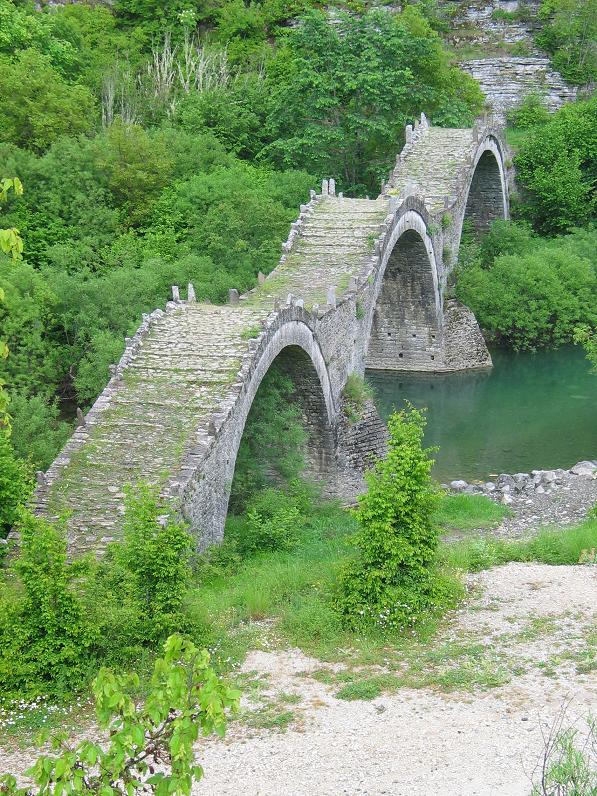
[196,563,596,796]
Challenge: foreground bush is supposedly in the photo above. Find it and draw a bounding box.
[0,487,195,698]
[0,634,240,796]
[336,407,460,630]
[0,512,97,697]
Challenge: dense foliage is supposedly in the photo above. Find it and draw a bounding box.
[261,9,483,193]
[536,0,597,84]
[337,407,460,630]
[456,222,597,350]
[0,488,195,699]
[513,97,597,234]
[0,635,239,796]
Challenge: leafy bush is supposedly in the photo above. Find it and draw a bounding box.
[536,0,597,85]
[456,226,597,349]
[507,93,551,130]
[336,407,460,630]
[0,512,97,698]
[0,634,240,796]
[513,97,597,234]
[106,485,194,643]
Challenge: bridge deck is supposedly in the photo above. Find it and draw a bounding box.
[243,197,389,309]
[387,127,474,211]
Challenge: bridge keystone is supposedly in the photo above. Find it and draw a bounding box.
[187,283,196,302]
[171,285,180,302]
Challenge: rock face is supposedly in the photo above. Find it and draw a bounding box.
[442,0,578,121]
[460,58,577,121]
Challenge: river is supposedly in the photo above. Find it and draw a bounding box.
[367,346,597,482]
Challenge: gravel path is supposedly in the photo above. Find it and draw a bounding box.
[195,563,596,796]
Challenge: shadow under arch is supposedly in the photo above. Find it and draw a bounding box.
[366,226,441,372]
[463,140,509,235]
[229,343,338,512]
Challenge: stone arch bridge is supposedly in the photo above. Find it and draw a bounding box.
[34,115,510,554]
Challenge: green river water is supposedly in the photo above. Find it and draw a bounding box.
[367,346,597,483]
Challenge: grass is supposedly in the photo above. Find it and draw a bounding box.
[433,493,512,533]
[439,518,597,572]
[183,493,597,676]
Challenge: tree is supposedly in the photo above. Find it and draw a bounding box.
[336,407,455,630]
[0,634,240,796]
[0,49,96,152]
[537,0,597,85]
[261,8,483,194]
[514,97,597,234]
[456,227,597,350]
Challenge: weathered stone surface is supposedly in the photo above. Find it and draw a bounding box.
[460,57,577,121]
[28,118,511,554]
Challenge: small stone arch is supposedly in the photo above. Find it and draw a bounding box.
[462,136,509,236]
[365,209,442,372]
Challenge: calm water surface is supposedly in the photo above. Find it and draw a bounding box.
[367,346,597,482]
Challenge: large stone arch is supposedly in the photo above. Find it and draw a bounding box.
[179,317,337,547]
[365,207,442,372]
[461,135,509,237]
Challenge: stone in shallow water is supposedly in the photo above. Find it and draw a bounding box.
[570,461,597,476]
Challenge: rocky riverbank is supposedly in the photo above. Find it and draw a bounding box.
[445,461,597,538]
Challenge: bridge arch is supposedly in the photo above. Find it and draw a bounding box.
[365,206,442,372]
[180,315,337,546]
[461,135,509,238]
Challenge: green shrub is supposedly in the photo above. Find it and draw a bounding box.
[336,407,460,630]
[0,635,240,796]
[0,512,97,698]
[224,485,312,559]
[513,97,597,234]
[107,485,194,643]
[0,427,32,539]
[506,93,551,130]
[342,373,373,423]
[456,226,597,349]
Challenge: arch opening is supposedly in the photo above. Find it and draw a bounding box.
[366,229,441,372]
[228,344,336,516]
[464,148,507,235]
